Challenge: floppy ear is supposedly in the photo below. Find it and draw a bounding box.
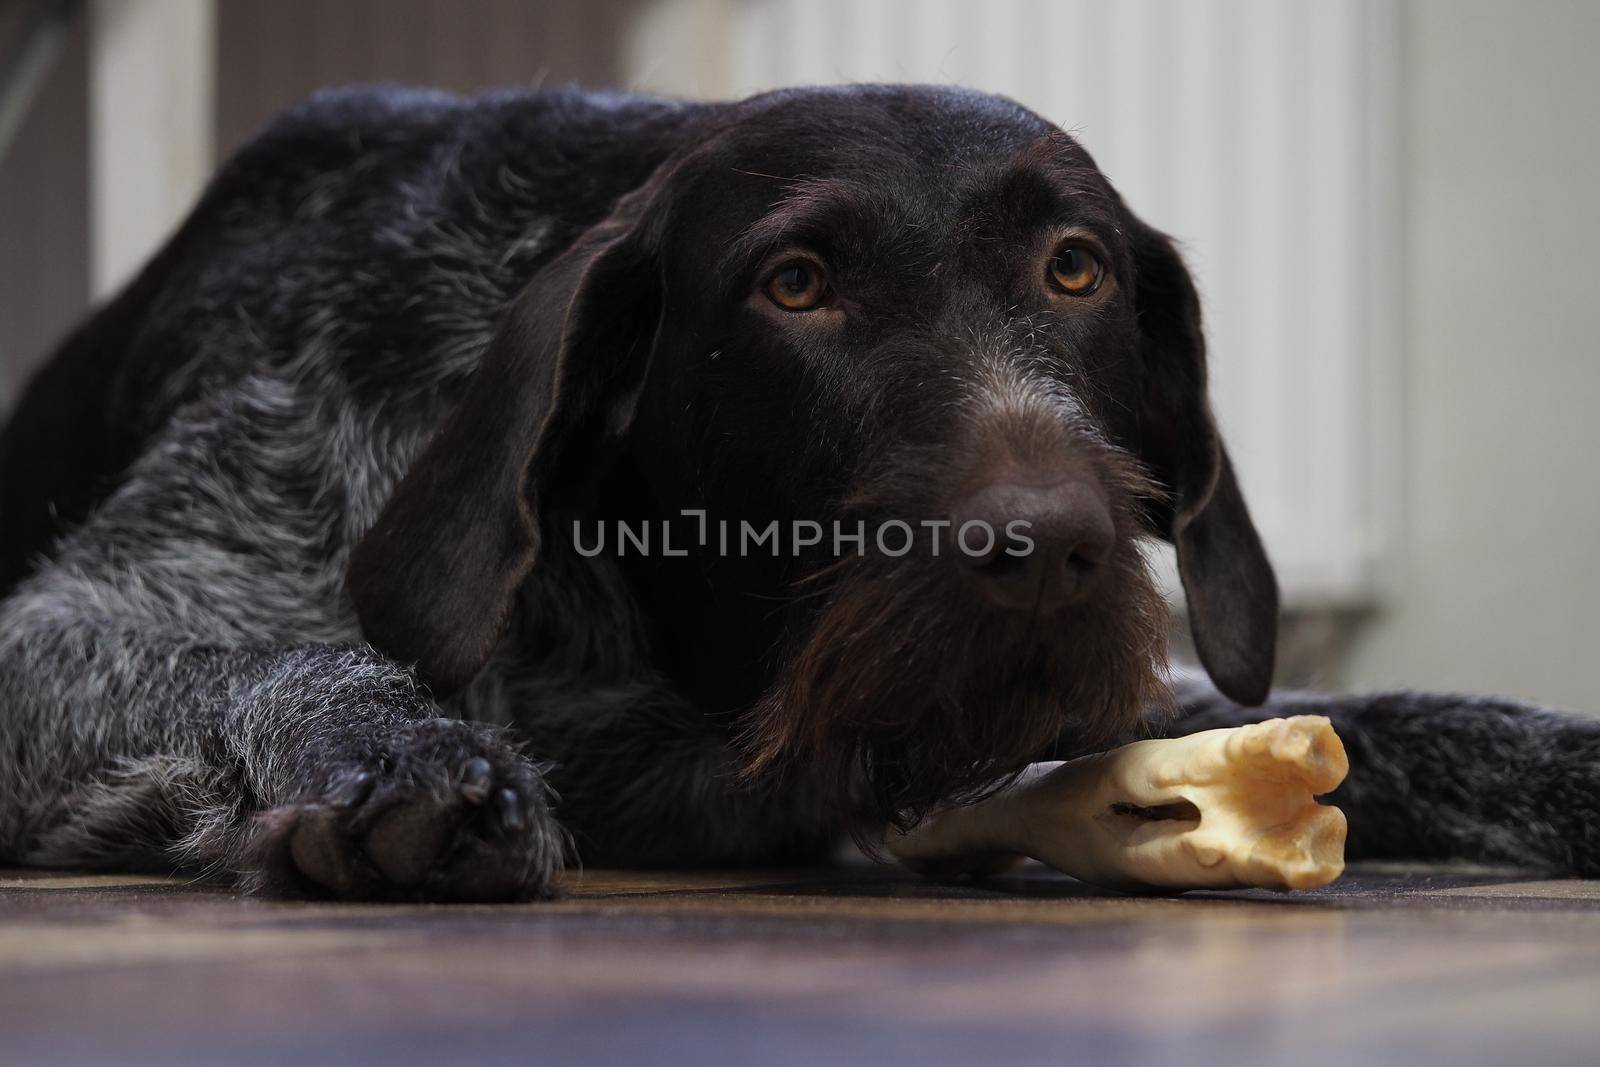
[1131,220,1279,706]
[347,190,666,694]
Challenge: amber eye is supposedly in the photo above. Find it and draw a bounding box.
[764,260,829,311]
[1048,245,1104,295]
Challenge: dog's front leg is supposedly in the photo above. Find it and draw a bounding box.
[224,644,564,899]
[0,593,562,900]
[510,688,838,868]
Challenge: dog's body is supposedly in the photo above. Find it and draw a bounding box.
[0,84,1595,899]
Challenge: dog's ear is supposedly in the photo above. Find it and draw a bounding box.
[347,186,667,694]
[1131,219,1279,706]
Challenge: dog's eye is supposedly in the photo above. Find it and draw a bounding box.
[1048,246,1103,296]
[764,260,829,311]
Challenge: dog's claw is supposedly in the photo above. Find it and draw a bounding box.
[460,757,493,804]
[494,787,526,832]
[330,770,375,807]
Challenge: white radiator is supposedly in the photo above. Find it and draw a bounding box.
[626,0,1403,606]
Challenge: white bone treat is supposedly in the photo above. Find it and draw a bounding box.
[887,716,1350,892]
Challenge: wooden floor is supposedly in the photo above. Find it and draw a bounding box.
[3,863,1599,1065]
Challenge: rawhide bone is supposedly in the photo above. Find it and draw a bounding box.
[888,716,1350,891]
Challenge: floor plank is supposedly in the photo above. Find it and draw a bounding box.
[3,864,1598,1065]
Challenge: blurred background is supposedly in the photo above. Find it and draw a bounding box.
[1,0,1597,709]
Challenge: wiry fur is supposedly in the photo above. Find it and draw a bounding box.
[0,84,1596,900]
[742,349,1174,835]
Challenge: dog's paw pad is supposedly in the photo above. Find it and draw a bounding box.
[364,796,456,886]
[288,806,359,893]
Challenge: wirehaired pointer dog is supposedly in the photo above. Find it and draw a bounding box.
[0,85,1595,899]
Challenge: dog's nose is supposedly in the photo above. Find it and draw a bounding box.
[948,480,1116,610]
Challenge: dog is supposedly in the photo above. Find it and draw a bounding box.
[0,84,1594,900]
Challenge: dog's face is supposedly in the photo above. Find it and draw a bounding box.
[350,86,1277,828]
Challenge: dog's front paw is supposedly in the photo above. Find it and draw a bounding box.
[249,719,563,901]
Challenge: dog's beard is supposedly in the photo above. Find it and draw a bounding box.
[739,521,1173,840]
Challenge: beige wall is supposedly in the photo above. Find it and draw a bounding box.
[1342,0,1600,712]
[0,7,88,412]
[214,0,641,156]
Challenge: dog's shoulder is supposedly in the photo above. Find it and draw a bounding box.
[117,83,713,398]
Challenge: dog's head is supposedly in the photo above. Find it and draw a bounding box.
[349,85,1276,826]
